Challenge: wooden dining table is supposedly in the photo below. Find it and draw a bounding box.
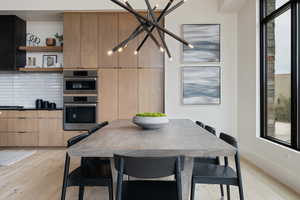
[68,119,236,200]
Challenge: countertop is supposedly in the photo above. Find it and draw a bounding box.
[0,107,63,111]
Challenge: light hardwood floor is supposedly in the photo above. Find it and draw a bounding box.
[0,149,299,200]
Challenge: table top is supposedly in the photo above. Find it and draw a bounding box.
[68,119,236,157]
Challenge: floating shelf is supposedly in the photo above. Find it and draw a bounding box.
[18,68,63,72]
[19,46,63,52]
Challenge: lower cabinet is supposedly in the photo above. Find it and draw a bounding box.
[0,110,84,147]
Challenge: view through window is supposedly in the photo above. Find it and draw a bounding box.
[261,0,299,149]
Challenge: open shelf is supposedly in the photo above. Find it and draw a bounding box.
[18,68,63,72]
[19,46,63,52]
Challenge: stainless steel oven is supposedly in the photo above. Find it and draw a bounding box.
[64,96,98,130]
[64,70,97,94]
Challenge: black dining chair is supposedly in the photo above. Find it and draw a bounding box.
[190,133,244,200]
[88,121,109,135]
[204,125,216,135]
[61,123,113,200]
[195,121,205,128]
[194,122,224,198]
[114,154,185,200]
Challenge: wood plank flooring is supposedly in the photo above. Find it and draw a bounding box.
[0,149,299,200]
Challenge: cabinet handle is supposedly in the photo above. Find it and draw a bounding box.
[18,117,27,119]
[18,131,26,134]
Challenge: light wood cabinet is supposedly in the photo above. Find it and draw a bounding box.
[98,69,118,122]
[81,13,98,68]
[64,13,81,68]
[0,133,7,146]
[98,13,118,68]
[118,13,139,68]
[38,111,64,146]
[138,13,164,68]
[138,68,164,113]
[118,69,138,119]
[0,111,8,133]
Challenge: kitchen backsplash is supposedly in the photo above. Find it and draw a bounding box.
[0,72,63,108]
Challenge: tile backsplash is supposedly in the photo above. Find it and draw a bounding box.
[0,72,63,108]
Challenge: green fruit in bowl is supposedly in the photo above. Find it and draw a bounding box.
[136,112,167,117]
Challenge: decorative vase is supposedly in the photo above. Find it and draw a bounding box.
[46,38,56,46]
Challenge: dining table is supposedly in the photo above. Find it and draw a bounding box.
[68,119,237,200]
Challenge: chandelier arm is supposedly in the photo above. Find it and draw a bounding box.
[111,0,191,48]
[145,0,171,58]
[164,0,185,16]
[136,0,174,53]
[112,25,144,52]
[124,1,162,50]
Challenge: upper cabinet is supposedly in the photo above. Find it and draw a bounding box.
[64,12,164,69]
[138,13,164,68]
[81,13,98,68]
[118,13,139,68]
[64,13,81,68]
[0,15,26,71]
[98,13,118,68]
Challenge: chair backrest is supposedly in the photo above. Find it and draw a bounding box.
[204,125,216,136]
[195,121,205,128]
[220,133,238,148]
[88,121,109,135]
[114,154,185,179]
[67,132,89,147]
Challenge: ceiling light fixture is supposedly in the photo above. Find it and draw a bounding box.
[108,0,193,59]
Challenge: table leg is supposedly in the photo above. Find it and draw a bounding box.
[182,157,194,200]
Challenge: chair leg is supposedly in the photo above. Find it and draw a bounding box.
[220,184,224,197]
[238,183,245,200]
[108,180,114,200]
[61,154,70,200]
[190,180,195,200]
[226,185,231,200]
[79,186,84,200]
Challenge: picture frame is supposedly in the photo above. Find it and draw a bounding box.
[182,66,221,105]
[42,55,57,68]
[182,24,221,63]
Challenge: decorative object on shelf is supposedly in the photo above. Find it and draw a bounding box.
[133,112,169,129]
[26,33,41,46]
[182,66,221,105]
[182,24,220,63]
[46,38,56,46]
[54,33,64,47]
[42,55,57,68]
[108,0,194,60]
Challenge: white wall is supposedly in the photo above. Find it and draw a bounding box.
[237,0,300,192]
[164,0,238,136]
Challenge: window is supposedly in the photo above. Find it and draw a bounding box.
[260,0,299,150]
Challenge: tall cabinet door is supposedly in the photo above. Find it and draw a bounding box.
[64,13,81,68]
[118,69,138,119]
[138,69,164,113]
[81,13,98,68]
[98,69,118,122]
[98,13,118,68]
[138,13,164,68]
[118,13,139,68]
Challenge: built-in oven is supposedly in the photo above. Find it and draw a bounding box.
[64,96,98,130]
[64,70,97,94]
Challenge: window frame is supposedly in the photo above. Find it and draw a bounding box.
[260,0,300,150]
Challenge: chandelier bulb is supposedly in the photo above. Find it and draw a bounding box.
[118,47,123,52]
[188,44,194,49]
[169,57,173,61]
[107,50,113,56]
[134,51,138,55]
[160,47,165,52]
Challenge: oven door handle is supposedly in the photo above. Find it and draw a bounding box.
[64,103,97,107]
[64,77,97,81]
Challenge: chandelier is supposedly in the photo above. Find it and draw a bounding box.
[108,0,194,60]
